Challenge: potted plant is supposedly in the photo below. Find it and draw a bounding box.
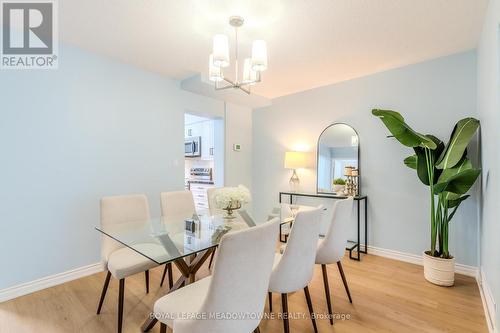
[332,178,346,194]
[372,109,480,286]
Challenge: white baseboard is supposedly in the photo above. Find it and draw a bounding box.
[364,245,479,277]
[477,268,497,333]
[0,263,103,303]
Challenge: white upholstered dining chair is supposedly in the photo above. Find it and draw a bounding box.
[206,187,220,211]
[316,197,354,324]
[97,194,161,333]
[153,218,280,333]
[268,207,323,333]
[159,190,197,288]
[160,190,196,218]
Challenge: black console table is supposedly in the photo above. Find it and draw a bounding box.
[278,191,368,261]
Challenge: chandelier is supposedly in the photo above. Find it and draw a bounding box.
[208,16,268,94]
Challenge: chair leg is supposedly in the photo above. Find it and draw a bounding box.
[337,261,353,303]
[281,293,289,333]
[304,286,318,333]
[268,292,273,312]
[145,270,149,294]
[208,249,216,269]
[321,264,334,325]
[96,271,111,314]
[118,279,125,333]
[160,263,174,289]
[160,323,167,333]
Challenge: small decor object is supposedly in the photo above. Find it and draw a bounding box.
[214,185,251,219]
[284,151,311,192]
[344,167,359,196]
[373,109,480,286]
[332,178,346,194]
[185,219,196,233]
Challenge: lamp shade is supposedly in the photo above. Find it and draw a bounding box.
[251,40,268,71]
[284,151,310,169]
[212,34,230,68]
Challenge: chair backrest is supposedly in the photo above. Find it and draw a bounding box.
[207,187,220,211]
[268,207,322,293]
[238,209,256,227]
[160,191,196,219]
[173,218,280,333]
[316,197,354,264]
[100,194,150,263]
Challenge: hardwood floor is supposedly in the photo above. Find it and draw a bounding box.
[0,254,487,333]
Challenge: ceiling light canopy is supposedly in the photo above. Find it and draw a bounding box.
[208,16,268,94]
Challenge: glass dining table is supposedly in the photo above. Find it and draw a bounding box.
[95,210,256,332]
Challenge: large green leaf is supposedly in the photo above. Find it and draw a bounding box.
[438,156,472,183]
[413,136,445,185]
[447,195,470,209]
[446,194,471,222]
[414,147,430,185]
[372,109,437,149]
[404,155,417,169]
[437,157,472,200]
[434,168,481,195]
[436,118,480,169]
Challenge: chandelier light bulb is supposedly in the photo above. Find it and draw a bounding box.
[208,54,223,82]
[251,40,268,71]
[212,34,230,68]
[242,58,258,84]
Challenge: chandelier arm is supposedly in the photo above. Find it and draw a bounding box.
[222,76,235,86]
[238,86,251,94]
[215,85,235,91]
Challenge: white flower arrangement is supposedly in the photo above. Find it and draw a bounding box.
[214,185,251,209]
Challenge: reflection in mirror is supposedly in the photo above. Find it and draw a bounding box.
[317,123,359,194]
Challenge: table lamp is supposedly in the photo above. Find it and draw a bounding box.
[284,151,310,192]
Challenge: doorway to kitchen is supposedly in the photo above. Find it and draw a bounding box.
[184,113,224,210]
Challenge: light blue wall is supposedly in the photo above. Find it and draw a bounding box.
[477,0,500,328]
[253,51,479,266]
[0,45,220,289]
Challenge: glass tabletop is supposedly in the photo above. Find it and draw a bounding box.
[95,210,253,265]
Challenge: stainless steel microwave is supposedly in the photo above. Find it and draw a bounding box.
[185,136,201,157]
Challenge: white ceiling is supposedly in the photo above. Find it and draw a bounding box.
[60,0,488,99]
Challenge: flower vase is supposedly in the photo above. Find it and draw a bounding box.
[223,201,242,219]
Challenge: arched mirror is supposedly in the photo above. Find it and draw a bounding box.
[317,123,360,195]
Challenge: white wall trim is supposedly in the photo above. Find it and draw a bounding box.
[0,263,103,303]
[365,245,479,277]
[477,268,498,333]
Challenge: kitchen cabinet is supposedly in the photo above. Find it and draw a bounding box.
[185,122,202,138]
[200,120,214,160]
[189,182,214,210]
[186,120,214,160]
